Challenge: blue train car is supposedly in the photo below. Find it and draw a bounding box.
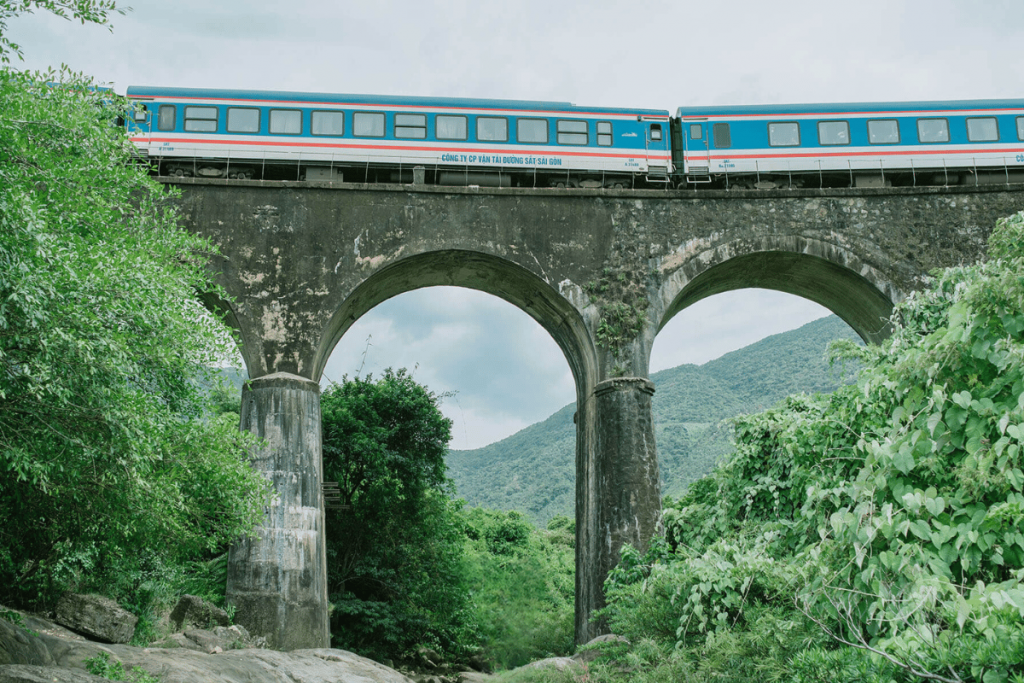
[126,86,673,187]
[674,99,1024,188]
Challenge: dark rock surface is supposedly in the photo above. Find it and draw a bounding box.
[54,594,137,645]
[0,665,107,682]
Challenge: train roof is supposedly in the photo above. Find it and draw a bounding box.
[126,86,670,117]
[675,99,1024,117]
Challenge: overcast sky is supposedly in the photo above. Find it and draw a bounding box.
[9,1,1023,448]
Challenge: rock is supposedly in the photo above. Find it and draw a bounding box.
[152,634,204,652]
[0,665,107,682]
[183,628,227,654]
[520,656,578,672]
[0,612,415,683]
[53,595,137,645]
[572,633,630,663]
[168,595,229,630]
[467,652,490,673]
[457,672,493,683]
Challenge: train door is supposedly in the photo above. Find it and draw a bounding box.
[682,118,710,177]
[641,116,670,181]
[127,100,153,157]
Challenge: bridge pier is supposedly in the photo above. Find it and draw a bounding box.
[577,377,662,642]
[226,373,330,650]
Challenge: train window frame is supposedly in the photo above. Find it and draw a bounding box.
[650,124,663,142]
[436,114,468,141]
[712,122,731,148]
[226,107,260,134]
[353,111,385,138]
[557,119,588,146]
[917,118,950,144]
[1018,117,1024,141]
[184,106,218,133]
[689,123,702,140]
[269,109,302,136]
[311,110,345,137]
[966,117,999,142]
[476,116,508,142]
[597,121,612,146]
[768,121,801,147]
[518,118,549,144]
[867,119,900,145]
[395,113,427,139]
[818,120,850,146]
[157,105,176,131]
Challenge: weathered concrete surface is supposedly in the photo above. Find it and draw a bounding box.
[226,372,329,651]
[577,378,661,642]
[172,178,1024,644]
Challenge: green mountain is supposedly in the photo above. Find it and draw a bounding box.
[446,315,861,525]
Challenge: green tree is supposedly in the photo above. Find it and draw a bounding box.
[0,11,271,610]
[461,507,575,669]
[321,369,475,664]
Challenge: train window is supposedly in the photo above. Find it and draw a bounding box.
[713,122,731,148]
[689,124,702,140]
[557,120,588,145]
[269,109,302,135]
[868,119,900,144]
[966,117,999,142]
[311,111,344,136]
[395,113,427,139]
[227,107,260,134]
[184,106,218,132]
[518,118,548,144]
[597,121,612,146]
[354,112,385,137]
[818,120,850,146]
[650,124,663,141]
[436,115,467,140]
[768,122,800,146]
[157,105,176,131]
[917,118,949,143]
[477,117,508,142]
[1018,117,1024,141]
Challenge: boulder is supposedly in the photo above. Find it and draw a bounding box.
[53,595,137,645]
[572,633,630,663]
[0,611,415,683]
[168,595,230,630]
[519,656,578,672]
[457,672,493,683]
[151,633,204,652]
[0,665,106,682]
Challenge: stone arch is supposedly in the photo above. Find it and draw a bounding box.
[653,236,901,346]
[312,249,599,400]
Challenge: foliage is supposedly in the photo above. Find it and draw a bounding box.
[447,315,859,524]
[588,211,1024,682]
[0,65,272,612]
[462,507,576,670]
[321,370,476,664]
[85,652,160,683]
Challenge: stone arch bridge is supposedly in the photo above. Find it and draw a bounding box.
[172,178,1023,649]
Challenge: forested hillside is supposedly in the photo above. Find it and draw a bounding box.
[447,314,860,523]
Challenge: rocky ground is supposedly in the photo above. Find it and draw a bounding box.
[0,596,615,683]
